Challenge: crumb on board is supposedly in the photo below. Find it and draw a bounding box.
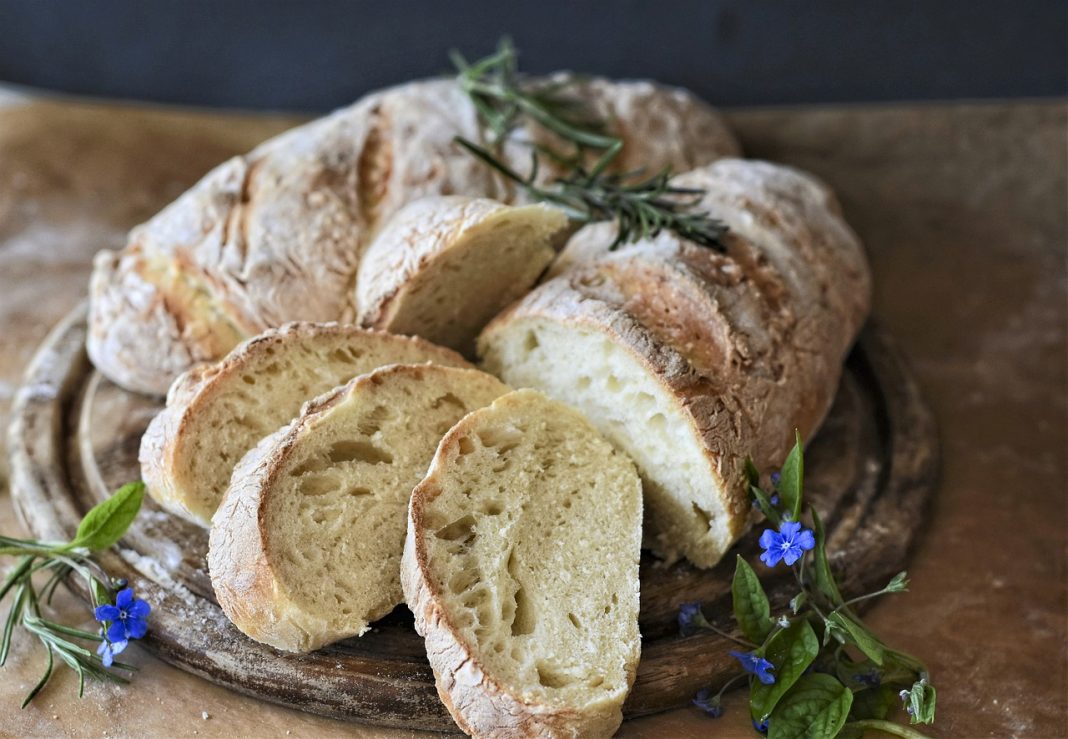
[202,711,211,720]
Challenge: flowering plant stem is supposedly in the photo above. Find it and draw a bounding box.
[680,434,936,737]
[0,482,149,706]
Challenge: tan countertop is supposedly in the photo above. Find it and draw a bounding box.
[0,94,1064,738]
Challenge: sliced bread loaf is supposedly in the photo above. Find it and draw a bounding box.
[402,389,642,738]
[140,323,470,527]
[208,363,509,652]
[480,159,871,569]
[356,196,568,354]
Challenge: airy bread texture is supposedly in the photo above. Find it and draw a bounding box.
[356,196,568,354]
[89,78,740,394]
[141,323,470,527]
[208,364,509,653]
[402,389,642,738]
[480,158,871,568]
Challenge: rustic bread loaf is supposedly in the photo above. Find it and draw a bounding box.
[356,196,568,354]
[479,159,871,568]
[141,323,469,527]
[402,389,642,738]
[89,78,740,394]
[208,363,509,653]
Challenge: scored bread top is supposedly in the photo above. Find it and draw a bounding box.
[140,322,470,527]
[88,77,740,395]
[402,389,642,738]
[356,196,568,354]
[208,363,510,653]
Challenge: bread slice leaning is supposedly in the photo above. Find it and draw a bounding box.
[403,389,642,738]
[209,364,509,653]
[356,196,568,354]
[141,323,470,527]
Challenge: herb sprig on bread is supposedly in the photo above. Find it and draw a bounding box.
[453,39,729,250]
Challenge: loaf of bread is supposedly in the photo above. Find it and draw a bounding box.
[479,158,871,568]
[89,78,740,394]
[208,363,509,652]
[402,389,642,738]
[356,196,568,354]
[140,322,470,527]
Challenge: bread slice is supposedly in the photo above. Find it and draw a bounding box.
[402,389,642,738]
[208,364,509,652]
[140,323,470,527]
[356,196,568,354]
[478,279,748,568]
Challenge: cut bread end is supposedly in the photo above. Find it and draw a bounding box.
[479,314,745,569]
[403,389,642,738]
[208,363,509,652]
[356,196,568,355]
[141,323,470,527]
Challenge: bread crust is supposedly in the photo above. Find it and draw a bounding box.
[141,322,470,526]
[402,390,638,738]
[480,160,872,567]
[88,78,739,394]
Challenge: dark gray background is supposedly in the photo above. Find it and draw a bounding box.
[0,0,1064,111]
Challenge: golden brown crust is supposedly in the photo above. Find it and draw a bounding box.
[88,78,739,394]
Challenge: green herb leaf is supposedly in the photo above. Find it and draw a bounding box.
[810,508,844,605]
[750,620,820,722]
[732,555,773,644]
[767,673,853,739]
[905,679,937,724]
[827,612,886,665]
[842,719,935,738]
[71,482,144,552]
[778,431,804,522]
[848,685,897,722]
[789,592,808,614]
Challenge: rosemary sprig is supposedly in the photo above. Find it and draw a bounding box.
[0,482,148,707]
[452,39,727,251]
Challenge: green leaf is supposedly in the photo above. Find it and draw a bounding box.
[842,719,935,738]
[750,620,820,722]
[789,592,808,614]
[885,571,910,593]
[827,612,886,665]
[905,679,937,724]
[750,483,783,527]
[810,509,844,606]
[70,482,144,551]
[849,685,897,722]
[732,555,773,643]
[778,431,804,521]
[767,673,853,739]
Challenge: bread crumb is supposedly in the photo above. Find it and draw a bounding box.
[202,711,210,720]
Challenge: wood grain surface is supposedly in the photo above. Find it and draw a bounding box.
[0,95,1063,738]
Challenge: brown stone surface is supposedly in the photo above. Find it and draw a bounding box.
[0,95,1065,737]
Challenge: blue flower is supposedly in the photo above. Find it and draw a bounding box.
[677,601,708,637]
[758,520,816,567]
[96,635,127,668]
[729,650,776,685]
[692,688,722,718]
[854,669,882,687]
[753,717,769,734]
[94,587,151,645]
[770,471,781,488]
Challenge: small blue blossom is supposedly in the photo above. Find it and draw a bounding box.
[94,587,151,649]
[758,520,816,567]
[96,634,127,668]
[753,717,769,734]
[854,669,882,687]
[692,688,722,718]
[677,601,707,637]
[728,650,776,685]
[770,471,781,488]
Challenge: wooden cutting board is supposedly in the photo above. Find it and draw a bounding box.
[7,303,937,732]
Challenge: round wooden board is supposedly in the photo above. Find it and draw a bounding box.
[7,303,938,732]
